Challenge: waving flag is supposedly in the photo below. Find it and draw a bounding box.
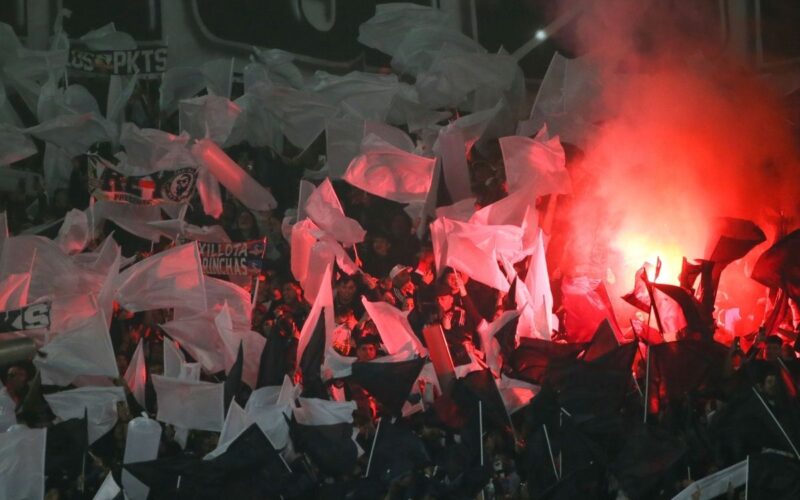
[430,217,520,292]
[0,272,30,310]
[25,113,115,157]
[343,134,437,204]
[34,310,117,386]
[179,94,242,145]
[152,375,224,432]
[191,139,277,212]
[118,123,195,176]
[499,127,570,196]
[114,242,206,313]
[161,308,230,375]
[304,178,365,245]
[124,339,147,410]
[0,124,36,166]
[362,297,427,357]
[44,386,126,444]
[0,427,46,500]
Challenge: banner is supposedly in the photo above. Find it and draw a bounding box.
[68,46,168,76]
[0,301,51,333]
[89,157,197,205]
[199,239,266,276]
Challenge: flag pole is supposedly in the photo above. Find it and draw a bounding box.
[364,417,382,478]
[479,400,486,500]
[744,455,749,500]
[750,386,800,459]
[479,400,484,466]
[643,344,651,423]
[542,424,559,480]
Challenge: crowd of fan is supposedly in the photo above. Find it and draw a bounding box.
[1,77,799,500]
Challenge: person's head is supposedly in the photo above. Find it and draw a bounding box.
[436,283,454,312]
[335,275,358,304]
[761,373,779,398]
[5,365,30,393]
[764,335,783,361]
[442,268,459,294]
[389,265,412,290]
[371,233,391,257]
[417,245,435,269]
[356,335,380,362]
[237,210,257,232]
[282,281,303,304]
[335,306,357,328]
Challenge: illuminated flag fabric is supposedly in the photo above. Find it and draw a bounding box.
[499,128,570,196]
[124,339,147,410]
[44,386,126,444]
[0,427,46,500]
[622,265,651,312]
[152,375,224,432]
[191,139,277,213]
[562,276,623,343]
[704,217,766,264]
[343,134,437,204]
[34,311,117,386]
[751,229,800,303]
[114,242,206,313]
[304,178,365,245]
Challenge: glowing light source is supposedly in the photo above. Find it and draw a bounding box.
[535,29,548,41]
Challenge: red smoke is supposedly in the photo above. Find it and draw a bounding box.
[551,0,800,327]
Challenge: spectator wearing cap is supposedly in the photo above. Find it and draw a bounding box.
[389,265,416,311]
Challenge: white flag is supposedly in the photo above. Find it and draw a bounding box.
[672,459,748,500]
[56,208,90,255]
[293,398,356,426]
[0,273,30,310]
[160,309,229,374]
[430,217,519,292]
[179,94,242,145]
[361,297,427,357]
[308,71,399,122]
[191,139,277,212]
[91,200,164,242]
[497,374,540,414]
[0,427,46,500]
[304,178,365,245]
[0,388,16,432]
[476,311,520,375]
[152,374,224,432]
[44,386,126,444]
[25,112,115,157]
[124,339,147,410]
[114,242,207,312]
[34,310,118,386]
[523,229,555,339]
[499,129,571,196]
[205,401,254,459]
[92,472,122,500]
[343,133,437,204]
[122,415,162,500]
[118,123,195,176]
[245,377,298,451]
[358,3,452,58]
[159,66,206,116]
[0,124,37,166]
[173,276,253,331]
